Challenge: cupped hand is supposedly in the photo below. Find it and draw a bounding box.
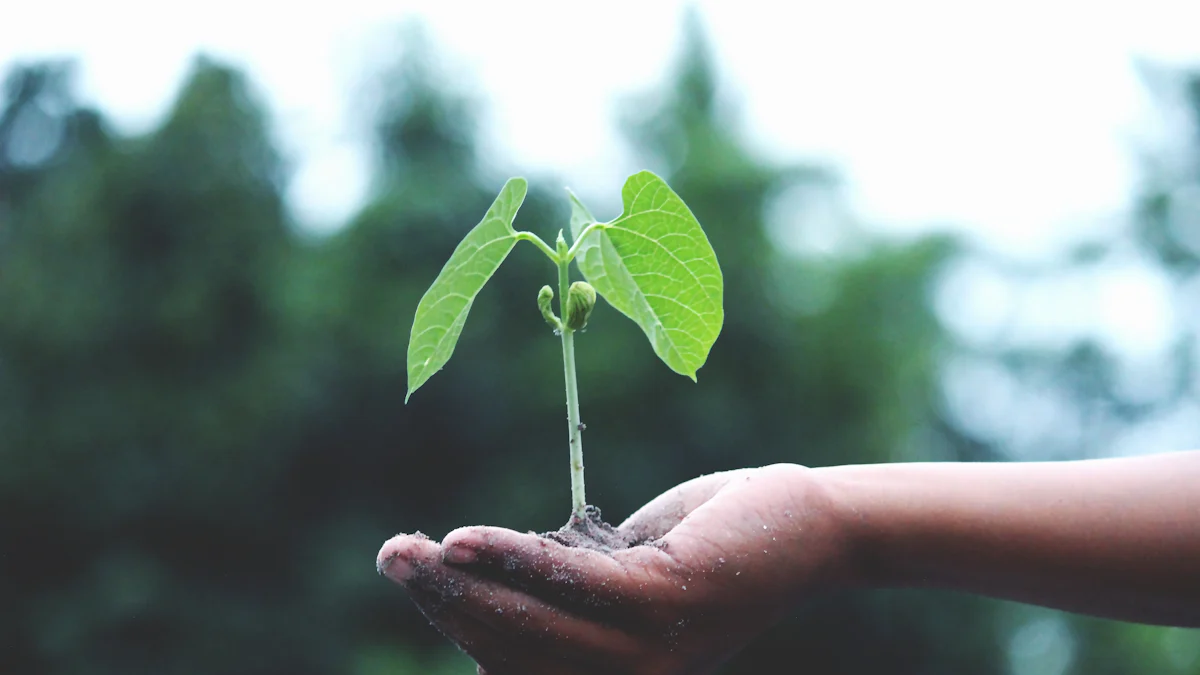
[376,463,857,675]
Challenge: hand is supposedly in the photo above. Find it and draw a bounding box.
[376,463,858,674]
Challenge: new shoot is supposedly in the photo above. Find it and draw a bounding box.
[405,172,723,525]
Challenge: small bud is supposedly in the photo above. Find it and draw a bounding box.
[565,281,597,331]
[537,285,561,330]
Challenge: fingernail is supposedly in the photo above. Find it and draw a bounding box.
[378,551,415,582]
[443,545,477,565]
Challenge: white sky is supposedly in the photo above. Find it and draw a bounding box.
[3,0,1199,254]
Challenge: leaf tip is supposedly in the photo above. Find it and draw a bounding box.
[625,169,663,187]
[502,176,529,203]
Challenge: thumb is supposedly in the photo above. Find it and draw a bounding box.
[618,470,746,542]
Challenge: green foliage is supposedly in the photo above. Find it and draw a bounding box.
[536,284,559,329]
[408,168,722,410]
[406,168,721,518]
[570,172,724,380]
[405,178,527,401]
[563,281,596,331]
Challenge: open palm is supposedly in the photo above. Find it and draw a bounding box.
[377,464,852,675]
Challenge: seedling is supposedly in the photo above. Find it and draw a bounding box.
[406,171,723,544]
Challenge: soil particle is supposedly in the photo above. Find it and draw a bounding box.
[541,505,637,553]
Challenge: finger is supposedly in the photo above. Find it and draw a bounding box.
[377,532,438,585]
[379,534,527,669]
[382,534,643,671]
[428,562,642,652]
[441,526,679,610]
[618,470,746,542]
[407,582,525,672]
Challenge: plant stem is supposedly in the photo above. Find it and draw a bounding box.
[556,234,587,521]
[515,231,559,263]
[563,221,610,260]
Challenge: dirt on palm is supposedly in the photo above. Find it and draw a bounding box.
[542,505,639,553]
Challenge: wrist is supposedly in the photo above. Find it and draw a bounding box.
[760,462,887,593]
[810,463,904,591]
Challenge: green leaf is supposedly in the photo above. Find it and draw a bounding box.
[567,187,597,239]
[569,171,723,380]
[406,178,527,402]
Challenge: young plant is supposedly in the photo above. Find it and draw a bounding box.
[406,171,723,534]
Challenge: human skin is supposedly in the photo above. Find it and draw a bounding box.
[376,451,1200,675]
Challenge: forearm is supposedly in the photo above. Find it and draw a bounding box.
[815,452,1200,627]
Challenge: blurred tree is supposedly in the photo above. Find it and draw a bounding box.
[1135,67,1200,276]
[1056,66,1200,675]
[275,25,542,663]
[0,57,328,674]
[928,64,1200,675]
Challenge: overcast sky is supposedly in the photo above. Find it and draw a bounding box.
[4,0,1199,256]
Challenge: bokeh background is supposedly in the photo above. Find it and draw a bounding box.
[2,2,1199,673]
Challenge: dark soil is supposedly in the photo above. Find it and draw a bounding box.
[541,504,637,553]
